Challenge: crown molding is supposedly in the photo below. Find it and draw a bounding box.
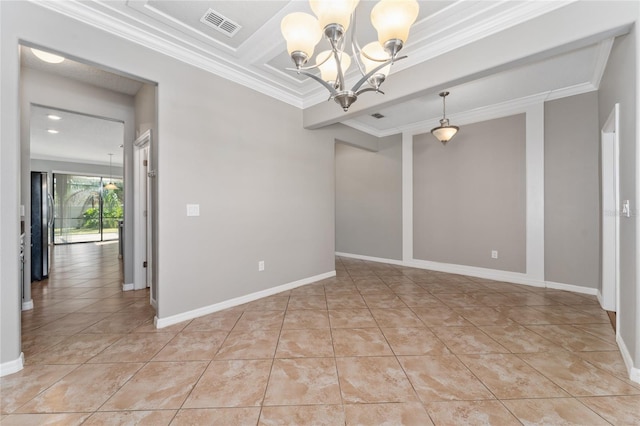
[27,0,596,117]
[591,38,615,89]
[29,0,304,109]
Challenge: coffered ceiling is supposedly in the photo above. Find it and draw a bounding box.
[30,0,630,137]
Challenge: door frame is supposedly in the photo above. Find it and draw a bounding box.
[600,103,620,327]
[133,130,154,305]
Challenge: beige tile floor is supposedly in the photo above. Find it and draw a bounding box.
[2,242,639,425]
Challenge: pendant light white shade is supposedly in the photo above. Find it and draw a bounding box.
[280,12,321,58]
[371,0,420,46]
[309,0,359,32]
[316,50,351,83]
[431,121,459,144]
[360,42,391,76]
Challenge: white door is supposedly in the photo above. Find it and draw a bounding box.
[600,104,619,315]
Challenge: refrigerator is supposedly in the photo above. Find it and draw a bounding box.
[31,171,52,281]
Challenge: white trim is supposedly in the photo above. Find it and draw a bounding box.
[591,38,615,89]
[407,258,545,288]
[617,334,640,384]
[545,280,598,296]
[133,131,151,292]
[27,0,574,112]
[336,252,405,267]
[337,252,544,288]
[29,0,304,109]
[154,271,336,329]
[0,353,24,377]
[21,299,34,311]
[402,132,413,263]
[601,104,621,312]
[525,103,545,282]
[122,282,134,291]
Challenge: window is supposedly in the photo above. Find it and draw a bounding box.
[53,173,123,244]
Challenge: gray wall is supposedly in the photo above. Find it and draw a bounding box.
[544,92,600,288]
[335,135,402,260]
[598,31,638,367]
[413,114,527,272]
[0,0,22,371]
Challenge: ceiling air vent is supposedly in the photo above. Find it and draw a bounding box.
[371,113,385,119]
[200,8,241,38]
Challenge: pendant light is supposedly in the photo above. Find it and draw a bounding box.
[431,91,459,145]
[104,153,117,190]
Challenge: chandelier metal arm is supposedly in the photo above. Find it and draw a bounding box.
[349,12,367,77]
[332,47,347,91]
[350,55,406,93]
[355,87,384,96]
[288,68,339,96]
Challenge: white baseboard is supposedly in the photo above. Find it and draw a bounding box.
[0,353,24,377]
[335,252,607,295]
[546,280,598,296]
[122,283,134,291]
[617,333,640,384]
[155,270,337,329]
[21,299,34,311]
[335,252,405,266]
[407,258,546,288]
[596,289,604,306]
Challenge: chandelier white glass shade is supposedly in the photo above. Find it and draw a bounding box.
[281,0,419,111]
[431,91,459,145]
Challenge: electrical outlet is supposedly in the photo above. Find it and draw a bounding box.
[258,261,265,271]
[491,250,498,259]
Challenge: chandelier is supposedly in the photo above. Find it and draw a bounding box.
[280,0,419,111]
[431,91,459,144]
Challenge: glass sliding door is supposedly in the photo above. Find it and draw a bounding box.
[53,173,123,244]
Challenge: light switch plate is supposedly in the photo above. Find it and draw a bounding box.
[186,204,200,216]
[622,200,630,218]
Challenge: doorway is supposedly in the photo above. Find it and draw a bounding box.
[600,103,620,328]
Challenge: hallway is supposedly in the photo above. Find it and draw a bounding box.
[1,244,639,424]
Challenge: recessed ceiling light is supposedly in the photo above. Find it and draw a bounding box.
[47,114,61,120]
[30,48,65,64]
[47,129,59,134]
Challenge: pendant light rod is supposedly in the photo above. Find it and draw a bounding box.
[440,91,449,119]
